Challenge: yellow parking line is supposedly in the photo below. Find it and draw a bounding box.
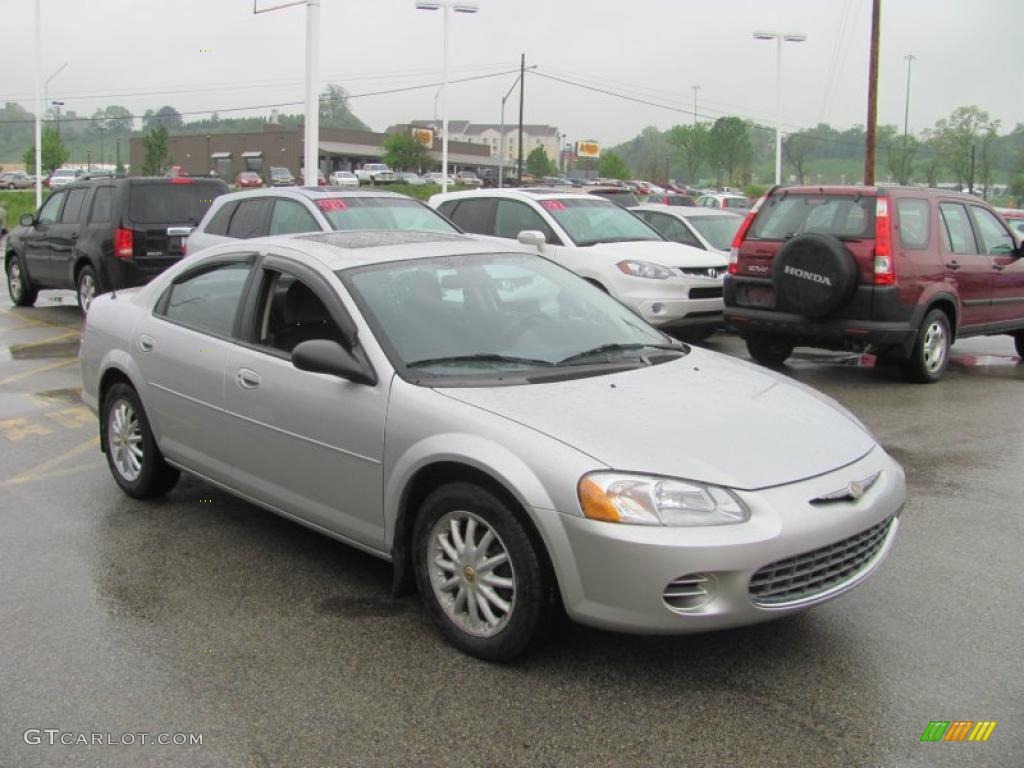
[2,435,99,486]
[9,329,80,348]
[0,358,78,386]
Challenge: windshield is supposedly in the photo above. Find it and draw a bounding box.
[341,252,679,382]
[749,193,874,240]
[687,215,742,251]
[315,197,458,234]
[540,198,661,246]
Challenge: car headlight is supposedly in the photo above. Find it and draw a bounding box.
[578,472,749,526]
[616,260,674,280]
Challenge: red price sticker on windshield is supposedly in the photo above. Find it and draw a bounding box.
[316,199,348,212]
[540,200,567,211]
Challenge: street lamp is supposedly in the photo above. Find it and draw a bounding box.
[44,61,68,114]
[753,30,807,185]
[52,100,65,138]
[415,0,480,194]
[498,64,536,187]
[691,84,700,126]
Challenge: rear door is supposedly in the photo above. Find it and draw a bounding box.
[968,204,1023,326]
[21,190,66,286]
[938,202,991,329]
[48,186,90,287]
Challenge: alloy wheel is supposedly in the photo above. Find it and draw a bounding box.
[8,261,22,301]
[107,399,143,482]
[78,272,96,311]
[922,320,947,373]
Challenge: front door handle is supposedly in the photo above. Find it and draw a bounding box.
[236,369,262,389]
[992,264,1005,271]
[138,335,155,352]
[945,260,960,271]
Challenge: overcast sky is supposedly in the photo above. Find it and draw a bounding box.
[3,0,1022,146]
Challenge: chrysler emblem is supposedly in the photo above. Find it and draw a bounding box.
[810,472,880,505]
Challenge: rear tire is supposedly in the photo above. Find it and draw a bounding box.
[745,334,794,367]
[7,254,38,307]
[1014,331,1023,359]
[102,383,180,498]
[76,265,99,313]
[412,482,555,662]
[901,309,951,383]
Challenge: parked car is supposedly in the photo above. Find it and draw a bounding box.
[641,193,696,207]
[996,207,1024,239]
[47,168,81,188]
[725,185,1024,380]
[186,187,461,253]
[455,171,483,187]
[5,176,228,311]
[583,185,640,208]
[329,170,360,188]
[79,229,906,661]
[422,172,455,186]
[430,188,727,340]
[354,163,397,184]
[696,192,750,211]
[0,171,33,189]
[267,167,295,187]
[631,205,742,255]
[316,170,328,187]
[396,172,426,186]
[234,171,263,189]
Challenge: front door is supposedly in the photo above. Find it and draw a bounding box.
[221,258,388,550]
[21,190,66,286]
[48,186,89,288]
[938,201,991,329]
[968,205,1024,326]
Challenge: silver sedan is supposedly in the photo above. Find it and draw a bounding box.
[80,231,905,660]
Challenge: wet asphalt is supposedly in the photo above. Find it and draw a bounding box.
[0,291,1021,768]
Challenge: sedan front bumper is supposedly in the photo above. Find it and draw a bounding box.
[540,447,904,634]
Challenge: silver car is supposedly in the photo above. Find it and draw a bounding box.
[80,231,905,661]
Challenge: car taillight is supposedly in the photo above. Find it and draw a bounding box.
[169,177,194,184]
[729,195,765,273]
[114,227,133,259]
[873,197,895,285]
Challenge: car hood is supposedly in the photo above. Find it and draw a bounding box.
[587,240,727,269]
[436,347,875,490]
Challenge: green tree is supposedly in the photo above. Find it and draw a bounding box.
[877,124,919,185]
[319,84,370,130]
[141,126,170,175]
[933,105,992,189]
[93,104,133,133]
[665,123,707,184]
[596,151,630,180]
[382,133,430,171]
[22,127,70,173]
[526,145,556,177]
[919,130,944,187]
[707,117,752,185]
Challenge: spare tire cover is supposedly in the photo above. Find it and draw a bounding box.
[772,233,858,318]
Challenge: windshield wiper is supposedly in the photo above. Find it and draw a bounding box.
[557,342,685,366]
[406,354,554,369]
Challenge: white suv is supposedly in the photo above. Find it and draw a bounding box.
[430,188,728,338]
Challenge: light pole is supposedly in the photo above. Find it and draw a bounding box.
[415,0,480,194]
[498,64,536,187]
[691,85,700,125]
[52,101,65,139]
[44,61,68,112]
[33,0,42,206]
[97,124,105,167]
[753,30,807,185]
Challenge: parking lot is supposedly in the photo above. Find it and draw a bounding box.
[1,289,1021,768]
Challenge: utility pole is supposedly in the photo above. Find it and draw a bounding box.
[864,0,881,185]
[902,53,915,183]
[517,53,525,182]
[691,85,700,126]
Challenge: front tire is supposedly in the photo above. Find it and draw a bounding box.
[103,383,180,498]
[901,309,951,383]
[1015,331,1024,359]
[7,254,38,307]
[77,265,99,313]
[745,333,794,367]
[412,482,555,662]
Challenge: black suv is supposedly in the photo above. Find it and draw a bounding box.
[5,176,228,311]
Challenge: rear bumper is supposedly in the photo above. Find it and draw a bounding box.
[101,256,181,291]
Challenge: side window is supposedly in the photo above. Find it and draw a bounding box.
[226,199,270,239]
[448,198,495,235]
[37,191,66,225]
[648,213,700,246]
[939,203,978,254]
[895,199,930,249]
[158,261,252,337]
[269,199,320,236]
[61,188,88,224]
[970,207,1015,255]
[436,200,458,219]
[204,202,237,236]
[494,200,558,242]
[89,187,114,224]
[254,271,346,354]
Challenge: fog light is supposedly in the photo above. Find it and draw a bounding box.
[662,573,716,612]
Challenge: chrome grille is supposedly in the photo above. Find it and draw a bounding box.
[662,573,714,612]
[749,517,894,606]
[678,266,726,279]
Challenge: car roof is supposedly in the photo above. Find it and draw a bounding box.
[212,187,414,204]
[431,187,614,203]
[232,230,526,271]
[630,204,738,218]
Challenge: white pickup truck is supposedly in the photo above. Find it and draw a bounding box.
[354,163,397,184]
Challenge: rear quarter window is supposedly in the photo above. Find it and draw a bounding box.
[204,201,237,236]
[896,198,930,248]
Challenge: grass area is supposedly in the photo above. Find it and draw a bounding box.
[0,190,47,229]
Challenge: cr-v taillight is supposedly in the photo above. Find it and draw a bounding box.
[729,195,766,274]
[114,227,133,259]
[873,196,895,285]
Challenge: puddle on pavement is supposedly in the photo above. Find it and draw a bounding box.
[7,339,81,360]
[34,386,83,404]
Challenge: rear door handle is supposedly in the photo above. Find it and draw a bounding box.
[945,260,960,271]
[138,335,155,352]
[236,369,262,389]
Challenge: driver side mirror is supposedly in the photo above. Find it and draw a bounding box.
[291,340,376,385]
[19,213,35,227]
[517,229,547,251]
